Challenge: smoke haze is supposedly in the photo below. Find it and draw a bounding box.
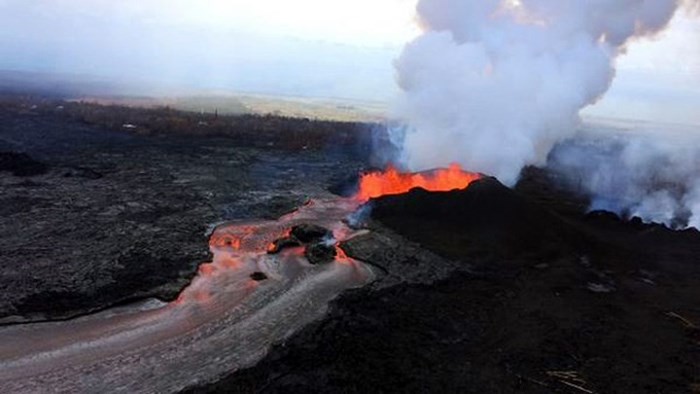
[0,0,414,101]
[0,1,697,122]
[392,0,698,186]
[548,120,700,228]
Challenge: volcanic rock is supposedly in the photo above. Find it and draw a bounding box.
[290,224,332,244]
[304,242,336,265]
[327,173,358,197]
[267,236,302,254]
[62,166,103,179]
[250,272,268,281]
[190,170,700,394]
[0,101,366,322]
[630,216,645,228]
[586,210,621,222]
[369,176,587,260]
[268,224,336,262]
[185,166,700,394]
[0,151,48,176]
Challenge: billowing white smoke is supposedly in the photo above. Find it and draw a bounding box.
[547,122,700,229]
[392,0,694,186]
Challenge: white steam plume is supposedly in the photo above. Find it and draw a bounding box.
[392,0,695,186]
[547,122,700,229]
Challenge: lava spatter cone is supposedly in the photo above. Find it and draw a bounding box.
[268,223,337,264]
[290,224,332,243]
[267,236,302,254]
[367,176,589,259]
[305,242,337,265]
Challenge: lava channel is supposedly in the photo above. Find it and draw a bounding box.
[0,197,373,393]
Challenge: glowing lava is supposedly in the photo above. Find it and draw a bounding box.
[355,163,480,200]
[334,246,349,261]
[0,197,375,394]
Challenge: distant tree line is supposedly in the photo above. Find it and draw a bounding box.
[0,95,378,152]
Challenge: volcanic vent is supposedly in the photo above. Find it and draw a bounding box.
[355,163,480,200]
[349,165,588,261]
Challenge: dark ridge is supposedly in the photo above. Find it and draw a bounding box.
[0,152,49,177]
[514,165,590,217]
[369,176,590,260]
[56,101,373,151]
[0,95,379,152]
[4,251,200,324]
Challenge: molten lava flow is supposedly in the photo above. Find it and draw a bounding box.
[198,263,216,276]
[355,163,480,200]
[0,197,376,394]
[209,234,242,249]
[334,245,349,261]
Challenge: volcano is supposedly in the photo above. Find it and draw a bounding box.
[194,166,700,394]
[3,99,700,394]
[368,176,586,259]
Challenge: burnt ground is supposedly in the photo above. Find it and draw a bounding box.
[0,100,366,322]
[3,98,700,393]
[190,172,700,393]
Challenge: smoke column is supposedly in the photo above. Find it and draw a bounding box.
[392,0,695,186]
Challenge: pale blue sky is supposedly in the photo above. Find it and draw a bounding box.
[0,0,698,125]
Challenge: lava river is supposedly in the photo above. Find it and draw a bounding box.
[0,197,374,393]
[0,164,480,393]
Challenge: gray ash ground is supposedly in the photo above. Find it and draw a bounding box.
[3,100,700,393]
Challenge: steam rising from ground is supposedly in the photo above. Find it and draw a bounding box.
[392,0,697,186]
[548,120,700,229]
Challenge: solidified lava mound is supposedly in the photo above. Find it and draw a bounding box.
[268,224,337,265]
[369,177,586,260]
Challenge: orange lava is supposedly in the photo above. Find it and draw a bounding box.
[194,290,211,302]
[210,236,241,249]
[355,163,480,200]
[198,263,216,276]
[209,225,263,249]
[221,256,242,269]
[335,245,349,261]
[267,228,293,253]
